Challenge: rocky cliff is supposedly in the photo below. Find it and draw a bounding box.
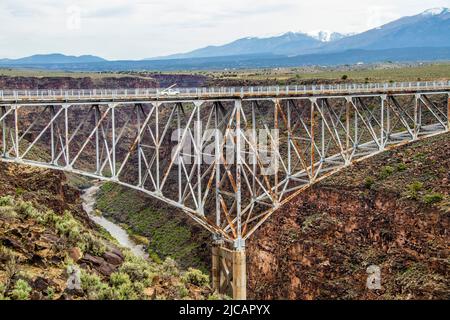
[247,133,449,299]
[0,162,216,300]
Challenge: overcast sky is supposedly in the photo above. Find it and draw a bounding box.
[1,0,448,60]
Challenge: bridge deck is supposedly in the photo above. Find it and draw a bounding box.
[1,81,449,104]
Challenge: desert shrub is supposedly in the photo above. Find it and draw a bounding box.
[397,163,407,171]
[207,292,230,300]
[15,188,26,196]
[45,286,55,300]
[81,232,106,256]
[119,253,156,287]
[147,248,162,264]
[364,177,375,189]
[0,283,8,300]
[110,272,131,287]
[0,196,13,206]
[177,283,189,298]
[0,206,17,219]
[80,270,112,300]
[423,193,444,205]
[380,166,395,179]
[17,201,39,218]
[11,279,32,300]
[162,258,179,277]
[182,268,209,287]
[406,181,423,200]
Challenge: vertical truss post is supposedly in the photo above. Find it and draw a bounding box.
[137,105,142,186]
[274,99,279,197]
[414,94,420,140]
[235,99,243,245]
[214,103,221,228]
[156,102,160,192]
[196,102,202,215]
[380,95,386,150]
[286,100,292,175]
[447,94,450,131]
[64,104,70,168]
[353,97,358,153]
[50,105,55,164]
[111,104,117,178]
[177,103,183,202]
[346,98,351,164]
[1,106,6,157]
[386,96,391,143]
[14,105,19,159]
[234,99,246,300]
[310,98,316,178]
[94,106,100,174]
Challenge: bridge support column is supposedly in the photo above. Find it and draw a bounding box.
[212,242,247,300]
[232,248,246,300]
[211,243,220,292]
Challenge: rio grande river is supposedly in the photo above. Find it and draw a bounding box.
[80,184,148,259]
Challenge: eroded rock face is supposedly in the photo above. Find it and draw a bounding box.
[247,133,450,300]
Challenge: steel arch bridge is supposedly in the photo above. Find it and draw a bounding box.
[1,82,449,299]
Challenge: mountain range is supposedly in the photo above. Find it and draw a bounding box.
[0,53,106,65]
[0,8,448,70]
[152,7,450,60]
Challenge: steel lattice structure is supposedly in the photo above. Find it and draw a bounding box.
[1,82,449,299]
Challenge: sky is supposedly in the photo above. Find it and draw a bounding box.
[0,0,449,60]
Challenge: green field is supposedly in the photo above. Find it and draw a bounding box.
[209,63,450,83]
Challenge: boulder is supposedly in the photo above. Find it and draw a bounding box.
[68,247,83,262]
[102,251,123,266]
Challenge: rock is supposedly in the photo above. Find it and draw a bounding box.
[105,245,124,260]
[102,251,123,266]
[69,247,83,262]
[81,253,105,266]
[98,262,116,277]
[143,287,156,298]
[33,277,50,291]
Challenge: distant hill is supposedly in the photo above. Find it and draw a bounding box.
[0,53,107,65]
[1,47,448,72]
[150,32,326,60]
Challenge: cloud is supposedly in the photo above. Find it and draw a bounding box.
[0,0,448,60]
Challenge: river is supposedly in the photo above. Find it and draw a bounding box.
[80,184,148,259]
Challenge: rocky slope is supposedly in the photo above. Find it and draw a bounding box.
[247,132,449,300]
[0,163,217,300]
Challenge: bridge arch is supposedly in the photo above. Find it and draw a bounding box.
[1,84,449,299]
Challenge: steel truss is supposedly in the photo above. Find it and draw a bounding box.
[1,90,449,299]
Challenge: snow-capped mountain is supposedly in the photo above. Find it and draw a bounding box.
[152,7,449,60]
[421,7,449,16]
[307,31,351,42]
[318,7,450,52]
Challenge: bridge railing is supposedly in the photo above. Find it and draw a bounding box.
[0,80,449,101]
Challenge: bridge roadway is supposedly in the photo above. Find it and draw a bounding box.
[0,81,449,104]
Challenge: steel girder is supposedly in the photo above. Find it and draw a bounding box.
[0,91,449,249]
